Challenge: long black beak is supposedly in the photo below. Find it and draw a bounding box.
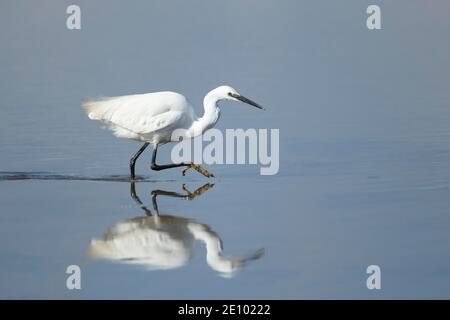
[231,93,265,110]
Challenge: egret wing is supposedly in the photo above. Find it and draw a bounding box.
[82,92,191,139]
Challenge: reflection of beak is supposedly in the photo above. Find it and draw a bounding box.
[231,93,265,110]
[231,248,266,270]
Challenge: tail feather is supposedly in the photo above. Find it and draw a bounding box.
[81,98,111,120]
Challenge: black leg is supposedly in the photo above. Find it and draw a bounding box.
[151,189,186,214]
[150,144,188,171]
[150,183,215,214]
[130,142,149,179]
[150,144,214,177]
[130,181,152,215]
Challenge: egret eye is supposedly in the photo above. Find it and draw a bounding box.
[228,92,233,96]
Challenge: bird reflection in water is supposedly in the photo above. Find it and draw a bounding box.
[87,182,264,277]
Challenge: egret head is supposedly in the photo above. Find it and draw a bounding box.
[210,85,265,110]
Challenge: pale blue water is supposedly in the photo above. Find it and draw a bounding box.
[1,0,450,299]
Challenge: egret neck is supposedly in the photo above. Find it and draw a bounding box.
[188,90,222,138]
[189,225,233,273]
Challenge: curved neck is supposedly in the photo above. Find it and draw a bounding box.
[189,92,221,137]
[190,226,228,269]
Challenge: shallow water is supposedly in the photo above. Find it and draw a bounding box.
[1,1,450,299]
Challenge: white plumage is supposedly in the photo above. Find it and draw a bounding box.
[83,92,194,144]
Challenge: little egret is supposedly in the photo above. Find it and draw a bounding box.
[82,86,264,179]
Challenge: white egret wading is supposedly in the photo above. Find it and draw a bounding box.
[82,86,264,179]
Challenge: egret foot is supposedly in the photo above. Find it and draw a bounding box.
[181,163,214,178]
[182,183,215,200]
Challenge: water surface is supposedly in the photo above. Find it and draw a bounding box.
[1,0,450,299]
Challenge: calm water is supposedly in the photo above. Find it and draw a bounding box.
[1,0,450,299]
